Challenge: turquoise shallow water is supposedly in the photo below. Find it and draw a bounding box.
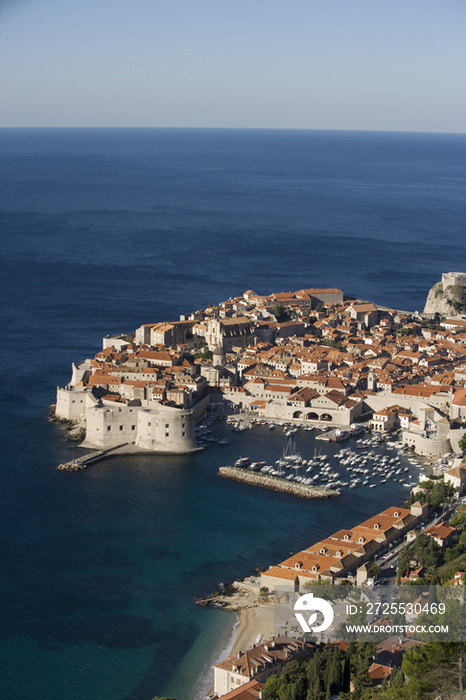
[1,128,465,699]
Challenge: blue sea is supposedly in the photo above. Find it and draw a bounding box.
[1,128,465,700]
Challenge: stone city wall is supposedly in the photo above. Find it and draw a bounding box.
[442,272,466,289]
[402,432,451,457]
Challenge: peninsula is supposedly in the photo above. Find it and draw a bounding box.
[424,272,466,317]
[53,277,466,464]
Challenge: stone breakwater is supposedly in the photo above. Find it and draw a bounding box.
[218,467,340,499]
[57,462,86,472]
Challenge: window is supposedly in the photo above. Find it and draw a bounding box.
[166,432,169,437]
[148,422,151,426]
[182,423,185,428]
[165,423,169,428]
[119,425,123,431]
[182,432,185,437]
[131,425,135,430]
[107,426,111,431]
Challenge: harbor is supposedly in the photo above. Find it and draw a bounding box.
[196,413,450,498]
[218,466,339,498]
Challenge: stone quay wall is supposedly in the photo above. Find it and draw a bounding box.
[218,466,340,499]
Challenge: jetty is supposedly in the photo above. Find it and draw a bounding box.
[57,443,130,471]
[315,428,351,443]
[218,466,340,499]
[57,441,204,472]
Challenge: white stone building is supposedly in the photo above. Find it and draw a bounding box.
[55,364,199,454]
[213,636,313,697]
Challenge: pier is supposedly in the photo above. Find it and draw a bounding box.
[218,466,340,499]
[57,443,130,471]
[315,428,346,442]
[57,441,204,472]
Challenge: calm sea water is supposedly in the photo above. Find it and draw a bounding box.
[1,128,465,700]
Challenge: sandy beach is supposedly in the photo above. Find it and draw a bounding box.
[196,577,300,698]
[194,587,276,699]
[230,603,276,655]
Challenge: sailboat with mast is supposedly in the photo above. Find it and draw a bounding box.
[283,437,301,461]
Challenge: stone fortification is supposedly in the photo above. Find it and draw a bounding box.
[424,273,466,316]
[442,273,466,288]
[401,432,451,457]
[56,367,199,454]
[81,401,198,452]
[54,279,466,467]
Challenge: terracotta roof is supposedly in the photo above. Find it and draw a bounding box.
[452,388,466,406]
[368,663,392,682]
[279,550,342,572]
[216,680,264,700]
[261,566,300,581]
[215,636,312,675]
[425,522,456,540]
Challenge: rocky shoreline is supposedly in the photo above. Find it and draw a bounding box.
[48,403,87,441]
[423,278,466,316]
[196,576,265,612]
[218,466,340,499]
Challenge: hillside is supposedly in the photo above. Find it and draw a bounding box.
[424,274,466,316]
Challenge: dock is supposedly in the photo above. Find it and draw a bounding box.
[316,428,350,442]
[57,443,130,471]
[218,467,340,499]
[56,441,204,472]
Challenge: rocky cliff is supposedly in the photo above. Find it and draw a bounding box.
[424,279,466,316]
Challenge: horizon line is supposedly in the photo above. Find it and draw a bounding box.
[0,125,465,136]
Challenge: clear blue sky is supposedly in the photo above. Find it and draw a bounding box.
[1,0,465,130]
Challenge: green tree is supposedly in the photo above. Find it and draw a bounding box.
[401,642,466,699]
[397,545,411,580]
[321,338,344,351]
[350,643,375,698]
[459,433,466,455]
[451,506,466,531]
[259,586,270,601]
[273,304,287,322]
[262,674,282,699]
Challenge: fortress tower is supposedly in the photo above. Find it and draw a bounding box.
[442,272,466,289]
